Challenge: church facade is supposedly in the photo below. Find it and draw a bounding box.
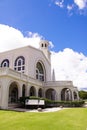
[0,40,79,109]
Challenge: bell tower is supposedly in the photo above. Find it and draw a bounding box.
[39,40,51,61]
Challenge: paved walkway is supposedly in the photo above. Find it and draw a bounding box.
[83,102,87,108]
[28,107,63,112]
[8,107,63,112]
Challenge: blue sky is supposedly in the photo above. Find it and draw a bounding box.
[0,0,87,89]
[0,0,87,54]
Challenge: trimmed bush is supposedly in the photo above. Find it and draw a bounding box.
[19,96,85,108]
[19,96,29,107]
[44,100,85,107]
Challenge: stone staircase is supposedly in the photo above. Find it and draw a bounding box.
[8,103,20,109]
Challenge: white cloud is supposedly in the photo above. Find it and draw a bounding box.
[0,24,42,52]
[0,24,54,52]
[51,48,87,89]
[67,5,74,11]
[54,0,87,14]
[67,4,74,16]
[0,24,87,90]
[49,41,54,48]
[55,0,64,8]
[74,0,87,9]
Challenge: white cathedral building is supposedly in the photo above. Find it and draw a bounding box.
[0,40,79,109]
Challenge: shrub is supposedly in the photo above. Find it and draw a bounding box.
[19,96,29,107]
[29,96,41,100]
[19,96,85,108]
[44,100,85,107]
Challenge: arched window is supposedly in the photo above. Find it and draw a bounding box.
[36,62,45,81]
[45,44,47,47]
[1,59,9,67]
[14,56,25,73]
[29,86,36,96]
[41,43,43,47]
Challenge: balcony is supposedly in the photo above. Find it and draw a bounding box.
[0,67,43,86]
[44,81,73,87]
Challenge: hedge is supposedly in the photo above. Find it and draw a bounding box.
[19,96,85,108]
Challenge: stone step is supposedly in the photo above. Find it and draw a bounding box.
[8,103,19,108]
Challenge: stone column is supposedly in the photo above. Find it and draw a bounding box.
[18,83,22,98]
[0,79,9,109]
[54,90,58,100]
[71,91,74,101]
[76,91,80,100]
[26,84,30,97]
[35,87,39,97]
[42,88,46,98]
[56,89,61,101]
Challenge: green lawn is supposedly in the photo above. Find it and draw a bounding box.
[0,108,87,130]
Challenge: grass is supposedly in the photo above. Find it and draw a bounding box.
[0,108,87,130]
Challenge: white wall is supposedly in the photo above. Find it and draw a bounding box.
[0,45,51,81]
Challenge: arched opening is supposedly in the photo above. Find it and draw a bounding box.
[22,84,26,97]
[9,82,18,103]
[61,88,72,101]
[41,43,43,47]
[45,88,56,100]
[1,59,9,67]
[73,91,77,100]
[29,86,36,96]
[45,43,47,47]
[36,61,45,81]
[38,88,43,97]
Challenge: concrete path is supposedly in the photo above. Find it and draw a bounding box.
[8,107,63,112]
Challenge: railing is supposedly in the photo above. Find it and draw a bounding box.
[0,67,43,86]
[44,81,73,87]
[0,67,73,87]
